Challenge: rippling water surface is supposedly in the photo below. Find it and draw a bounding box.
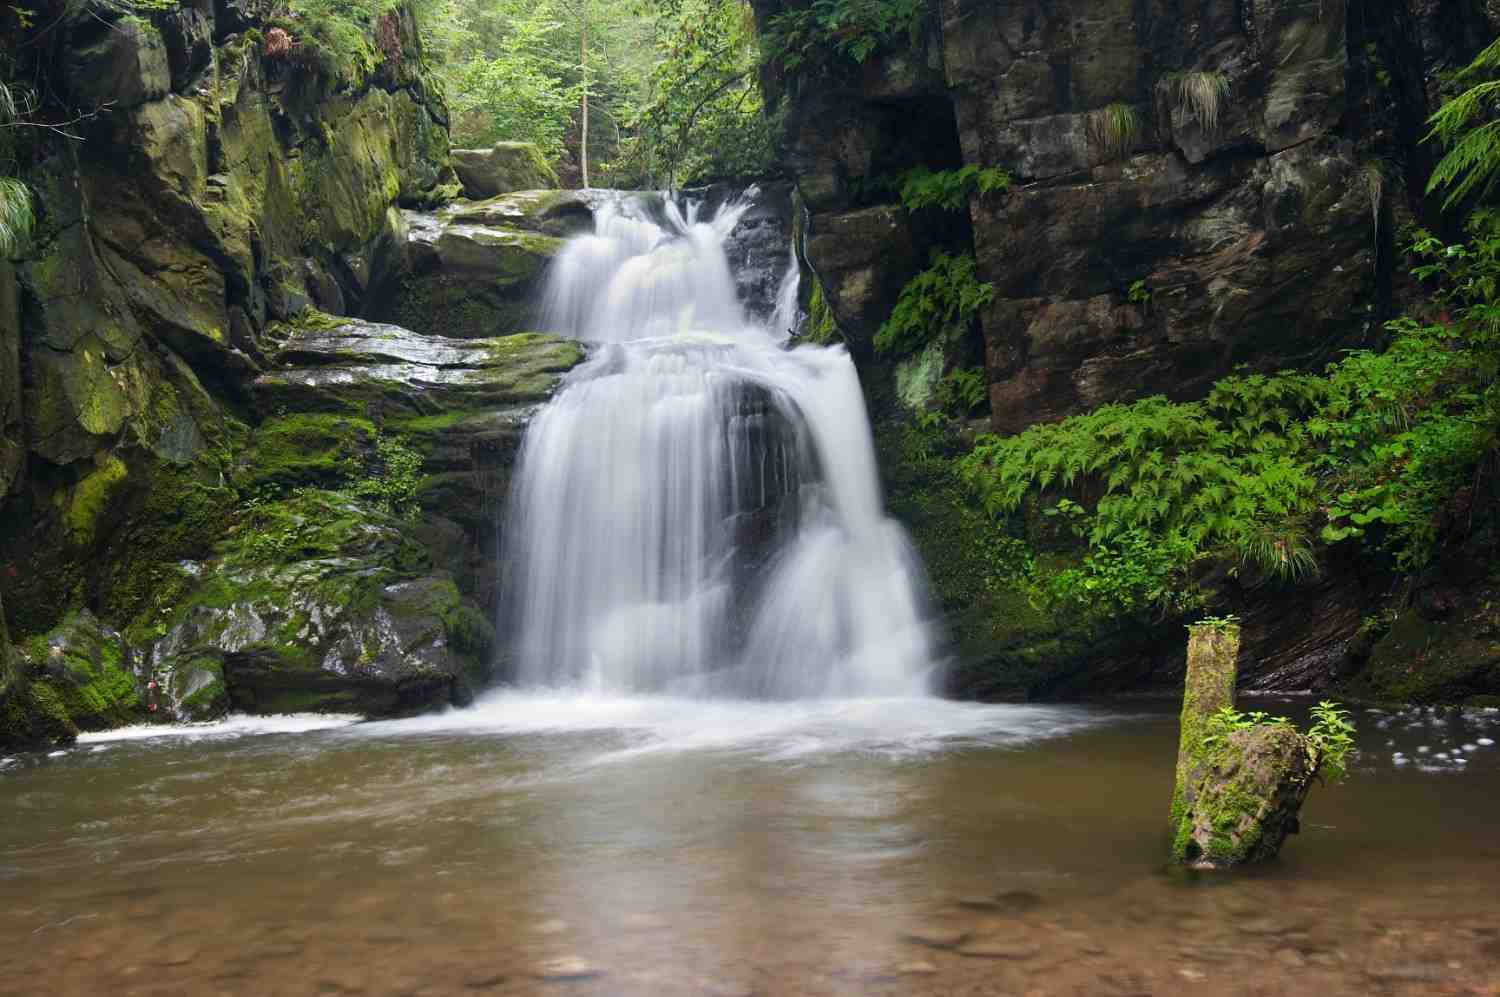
[2,696,1499,996]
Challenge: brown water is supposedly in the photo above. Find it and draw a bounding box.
[2,693,1498,997]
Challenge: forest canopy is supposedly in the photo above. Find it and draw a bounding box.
[419,0,776,187]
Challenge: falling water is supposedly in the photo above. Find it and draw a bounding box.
[505,191,932,698]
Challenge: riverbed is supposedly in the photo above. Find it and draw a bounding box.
[2,695,1497,996]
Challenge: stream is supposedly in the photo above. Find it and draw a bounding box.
[2,697,1498,995]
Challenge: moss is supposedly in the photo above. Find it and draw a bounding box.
[1171,623,1240,858]
[444,603,495,658]
[801,276,838,345]
[60,454,129,545]
[234,413,376,494]
[102,465,237,641]
[1345,599,1500,704]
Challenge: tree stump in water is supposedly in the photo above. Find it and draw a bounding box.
[1170,622,1319,868]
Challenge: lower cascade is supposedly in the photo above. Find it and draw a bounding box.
[504,191,933,697]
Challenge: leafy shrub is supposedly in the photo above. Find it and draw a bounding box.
[1426,35,1500,208]
[762,0,925,73]
[351,435,425,517]
[1202,700,1356,784]
[874,251,994,357]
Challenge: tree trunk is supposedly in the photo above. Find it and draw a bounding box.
[580,14,590,189]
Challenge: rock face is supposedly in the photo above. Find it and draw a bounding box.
[0,0,593,747]
[760,0,1447,410]
[764,0,1499,700]
[380,206,567,339]
[451,142,560,199]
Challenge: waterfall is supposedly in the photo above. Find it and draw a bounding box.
[504,191,932,698]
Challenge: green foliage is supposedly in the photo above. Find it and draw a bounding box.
[624,0,777,186]
[283,0,403,85]
[960,215,1500,605]
[1127,279,1150,305]
[874,251,994,357]
[1425,36,1500,208]
[1200,700,1355,784]
[897,165,1011,213]
[1202,705,1292,748]
[933,365,986,414]
[1087,102,1140,161]
[441,9,580,156]
[1306,700,1356,783]
[1193,613,1240,634]
[761,0,924,73]
[350,435,425,516]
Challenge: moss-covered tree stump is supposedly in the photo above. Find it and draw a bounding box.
[1170,622,1321,867]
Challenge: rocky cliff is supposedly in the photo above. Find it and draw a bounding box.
[0,0,593,746]
[761,0,1500,702]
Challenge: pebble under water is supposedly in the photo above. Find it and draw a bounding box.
[2,698,1499,996]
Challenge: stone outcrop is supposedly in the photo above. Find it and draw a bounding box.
[451,142,560,199]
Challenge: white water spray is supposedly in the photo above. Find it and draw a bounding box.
[505,192,932,698]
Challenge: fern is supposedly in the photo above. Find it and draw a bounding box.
[874,251,994,357]
[898,164,1011,212]
[1426,36,1500,208]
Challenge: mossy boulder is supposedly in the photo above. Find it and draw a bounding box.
[148,490,486,717]
[63,15,170,110]
[376,209,566,339]
[1345,582,1500,704]
[451,142,559,199]
[2,610,142,745]
[440,190,597,237]
[1173,723,1318,868]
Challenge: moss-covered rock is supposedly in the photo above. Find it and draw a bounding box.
[1174,723,1318,868]
[375,210,566,339]
[1344,582,1500,704]
[147,490,476,717]
[8,611,142,741]
[63,14,170,110]
[253,320,584,416]
[451,142,559,199]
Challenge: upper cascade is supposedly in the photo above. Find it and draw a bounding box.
[505,190,933,698]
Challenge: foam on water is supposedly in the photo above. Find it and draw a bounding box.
[74,713,360,744]
[352,691,1117,762]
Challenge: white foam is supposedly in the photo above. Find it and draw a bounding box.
[75,713,360,744]
[351,691,1117,763]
